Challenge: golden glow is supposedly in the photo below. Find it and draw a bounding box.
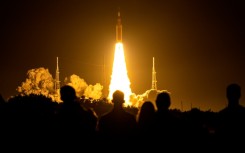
[108,42,132,106]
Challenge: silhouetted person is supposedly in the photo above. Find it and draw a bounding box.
[216,83,245,149]
[98,90,137,143]
[153,91,187,149]
[55,85,98,144]
[137,101,155,139]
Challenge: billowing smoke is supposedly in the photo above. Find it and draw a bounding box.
[65,74,103,100]
[17,68,104,102]
[84,83,103,100]
[17,67,55,98]
[129,89,169,109]
[65,74,88,97]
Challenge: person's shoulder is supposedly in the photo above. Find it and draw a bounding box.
[219,107,228,114]
[218,105,245,117]
[238,104,245,109]
[237,105,245,114]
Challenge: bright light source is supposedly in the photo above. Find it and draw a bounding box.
[108,42,132,106]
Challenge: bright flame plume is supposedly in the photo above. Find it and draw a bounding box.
[108,42,132,106]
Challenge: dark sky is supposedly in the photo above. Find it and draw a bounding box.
[1,0,245,111]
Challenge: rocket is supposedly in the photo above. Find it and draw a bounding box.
[116,11,122,42]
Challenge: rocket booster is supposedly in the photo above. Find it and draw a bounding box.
[116,11,122,42]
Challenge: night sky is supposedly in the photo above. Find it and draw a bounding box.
[1,0,245,111]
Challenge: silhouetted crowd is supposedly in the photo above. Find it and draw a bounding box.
[0,83,244,151]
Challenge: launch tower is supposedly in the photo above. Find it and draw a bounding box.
[151,57,157,90]
[54,57,61,96]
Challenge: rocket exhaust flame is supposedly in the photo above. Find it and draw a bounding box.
[108,43,132,106]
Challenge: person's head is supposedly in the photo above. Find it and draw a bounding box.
[155,91,171,110]
[140,101,155,115]
[60,85,77,103]
[112,90,125,106]
[226,83,241,106]
[137,101,155,122]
